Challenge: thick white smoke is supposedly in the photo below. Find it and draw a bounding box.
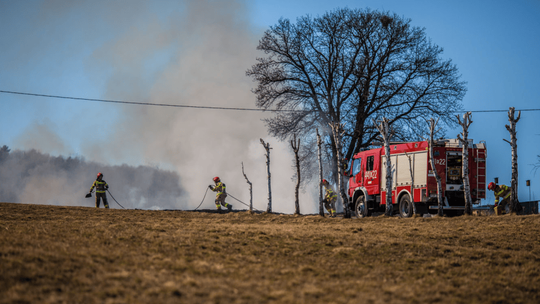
[3,0,319,213]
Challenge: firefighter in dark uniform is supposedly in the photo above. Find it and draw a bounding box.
[322,179,337,217]
[89,172,109,208]
[209,176,232,212]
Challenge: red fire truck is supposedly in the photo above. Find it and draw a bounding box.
[347,139,487,217]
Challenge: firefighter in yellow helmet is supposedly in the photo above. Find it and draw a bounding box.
[322,179,337,217]
[89,172,109,208]
[488,182,511,215]
[209,177,232,212]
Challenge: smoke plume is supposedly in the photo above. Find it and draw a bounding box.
[0,146,183,209]
[2,0,319,213]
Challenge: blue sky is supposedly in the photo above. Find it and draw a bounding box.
[1,0,539,208]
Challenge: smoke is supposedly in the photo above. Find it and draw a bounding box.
[0,147,183,209]
[2,0,320,213]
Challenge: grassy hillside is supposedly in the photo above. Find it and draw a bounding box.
[1,202,539,303]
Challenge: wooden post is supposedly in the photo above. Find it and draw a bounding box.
[317,129,324,216]
[457,112,473,215]
[375,118,394,217]
[241,162,253,212]
[503,107,521,213]
[427,118,444,217]
[329,122,351,218]
[290,135,301,215]
[260,139,272,213]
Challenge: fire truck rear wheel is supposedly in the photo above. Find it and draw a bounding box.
[355,196,370,218]
[399,194,414,218]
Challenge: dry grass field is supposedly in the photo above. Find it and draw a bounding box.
[1,202,539,304]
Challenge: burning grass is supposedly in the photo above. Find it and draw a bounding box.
[1,202,539,303]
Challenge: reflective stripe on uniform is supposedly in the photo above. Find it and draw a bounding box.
[494,185,511,203]
[90,180,108,193]
[214,182,226,196]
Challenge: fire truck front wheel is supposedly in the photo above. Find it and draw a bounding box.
[355,196,370,218]
[399,194,414,218]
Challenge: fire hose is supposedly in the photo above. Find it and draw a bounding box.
[195,187,262,212]
[85,190,126,209]
[107,189,126,209]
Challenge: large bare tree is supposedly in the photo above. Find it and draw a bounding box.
[247,8,466,184]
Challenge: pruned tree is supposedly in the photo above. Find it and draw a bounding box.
[457,111,473,215]
[247,7,466,186]
[404,151,417,216]
[291,134,301,215]
[241,162,253,212]
[317,129,324,216]
[503,107,521,213]
[260,138,273,213]
[329,122,351,218]
[374,118,394,216]
[427,117,444,216]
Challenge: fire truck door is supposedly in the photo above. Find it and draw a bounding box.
[364,153,379,194]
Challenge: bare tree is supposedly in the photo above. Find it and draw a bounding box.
[241,162,253,212]
[374,118,394,216]
[329,122,351,218]
[260,138,272,213]
[404,151,417,216]
[317,129,324,216]
[427,118,444,216]
[503,107,521,213]
[247,8,466,185]
[457,112,473,215]
[291,135,301,215]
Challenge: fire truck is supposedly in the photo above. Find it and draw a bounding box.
[347,139,487,217]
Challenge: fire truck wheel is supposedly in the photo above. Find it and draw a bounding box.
[355,196,370,218]
[399,194,414,218]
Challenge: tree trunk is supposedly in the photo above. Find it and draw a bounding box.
[375,118,394,216]
[317,129,324,216]
[504,107,521,213]
[427,118,444,217]
[404,152,417,215]
[260,139,272,213]
[457,112,473,215]
[329,122,351,218]
[241,162,253,212]
[291,135,301,215]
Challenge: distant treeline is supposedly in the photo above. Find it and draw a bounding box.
[0,146,185,209]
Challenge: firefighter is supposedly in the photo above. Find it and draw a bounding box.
[209,177,232,212]
[322,179,337,217]
[341,158,349,174]
[89,172,109,209]
[488,182,511,214]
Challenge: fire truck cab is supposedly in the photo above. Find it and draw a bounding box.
[347,139,487,217]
